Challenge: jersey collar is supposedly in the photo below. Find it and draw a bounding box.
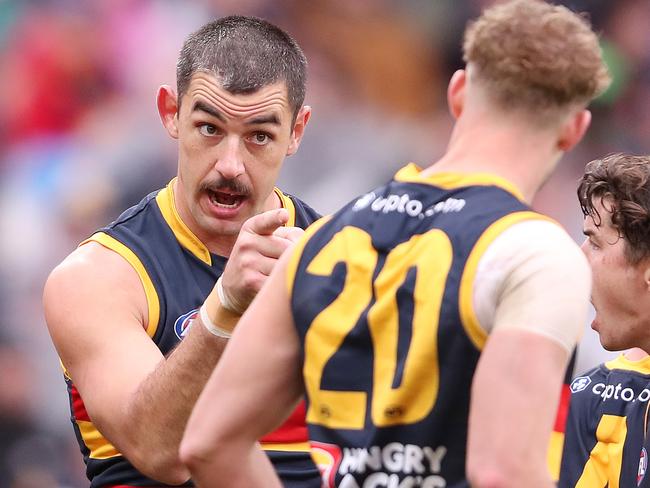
[394,163,526,202]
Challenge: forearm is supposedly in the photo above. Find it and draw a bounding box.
[119,319,229,482]
[184,441,282,488]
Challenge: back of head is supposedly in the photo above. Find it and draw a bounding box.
[578,153,650,264]
[176,16,307,117]
[463,0,610,123]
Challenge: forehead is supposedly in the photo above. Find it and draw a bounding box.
[182,72,291,120]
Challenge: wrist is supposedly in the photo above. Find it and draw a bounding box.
[217,276,248,314]
[201,285,241,338]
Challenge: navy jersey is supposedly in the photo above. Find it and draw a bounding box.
[65,179,322,488]
[559,355,650,488]
[287,164,553,488]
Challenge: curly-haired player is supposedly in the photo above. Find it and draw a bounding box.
[559,154,650,488]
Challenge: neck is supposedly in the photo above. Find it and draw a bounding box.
[626,347,650,361]
[424,108,562,204]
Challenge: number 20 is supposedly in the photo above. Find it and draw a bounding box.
[303,226,452,429]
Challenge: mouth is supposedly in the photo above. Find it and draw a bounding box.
[207,189,246,209]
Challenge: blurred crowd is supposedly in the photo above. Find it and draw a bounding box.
[1,0,649,485]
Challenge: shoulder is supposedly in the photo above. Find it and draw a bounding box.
[482,219,590,287]
[43,241,146,330]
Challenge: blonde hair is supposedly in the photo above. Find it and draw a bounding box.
[463,0,610,118]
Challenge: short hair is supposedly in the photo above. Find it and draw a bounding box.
[578,153,650,264]
[463,0,610,120]
[176,16,307,118]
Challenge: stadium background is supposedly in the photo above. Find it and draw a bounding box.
[0,0,648,485]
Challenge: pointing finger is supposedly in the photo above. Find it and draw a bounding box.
[244,208,289,236]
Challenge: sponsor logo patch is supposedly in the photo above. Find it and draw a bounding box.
[310,441,342,488]
[639,447,648,486]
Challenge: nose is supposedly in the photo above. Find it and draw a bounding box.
[214,136,245,180]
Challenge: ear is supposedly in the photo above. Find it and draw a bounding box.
[447,69,467,120]
[557,109,591,152]
[286,105,312,156]
[157,85,179,139]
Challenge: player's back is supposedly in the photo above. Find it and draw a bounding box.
[288,164,548,487]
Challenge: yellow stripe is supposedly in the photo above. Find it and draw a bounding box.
[275,188,296,227]
[286,216,332,294]
[576,414,626,488]
[394,163,526,202]
[76,420,121,459]
[82,232,160,338]
[261,441,310,452]
[155,179,212,265]
[547,430,565,481]
[459,211,556,350]
[605,354,650,375]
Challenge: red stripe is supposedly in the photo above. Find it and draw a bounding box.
[70,384,91,422]
[553,384,571,433]
[259,400,308,443]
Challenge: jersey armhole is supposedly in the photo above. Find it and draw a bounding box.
[81,232,160,338]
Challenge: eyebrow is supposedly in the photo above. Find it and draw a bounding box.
[246,113,280,126]
[583,228,596,238]
[192,101,226,122]
[191,101,280,126]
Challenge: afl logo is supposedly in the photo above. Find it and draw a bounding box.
[174,309,199,340]
[639,447,648,486]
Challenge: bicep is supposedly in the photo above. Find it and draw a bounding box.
[43,244,164,430]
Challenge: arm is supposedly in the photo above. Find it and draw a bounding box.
[180,251,302,487]
[466,221,592,488]
[468,329,568,488]
[43,209,297,484]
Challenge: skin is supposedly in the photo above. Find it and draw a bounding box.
[159,72,311,257]
[581,197,650,352]
[181,67,592,488]
[43,72,310,484]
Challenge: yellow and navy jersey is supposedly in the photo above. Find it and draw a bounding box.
[65,179,321,488]
[559,355,650,488]
[287,163,549,488]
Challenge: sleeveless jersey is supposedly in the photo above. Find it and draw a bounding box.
[559,355,650,488]
[287,164,551,488]
[65,179,322,488]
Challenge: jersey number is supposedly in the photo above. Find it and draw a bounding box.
[303,226,453,429]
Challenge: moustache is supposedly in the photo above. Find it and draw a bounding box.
[200,177,251,196]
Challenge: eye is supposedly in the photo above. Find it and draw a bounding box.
[198,124,219,136]
[249,132,271,146]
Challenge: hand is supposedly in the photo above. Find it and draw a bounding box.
[218,208,304,314]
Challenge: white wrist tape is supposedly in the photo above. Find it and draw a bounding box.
[216,276,245,314]
[199,303,233,339]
